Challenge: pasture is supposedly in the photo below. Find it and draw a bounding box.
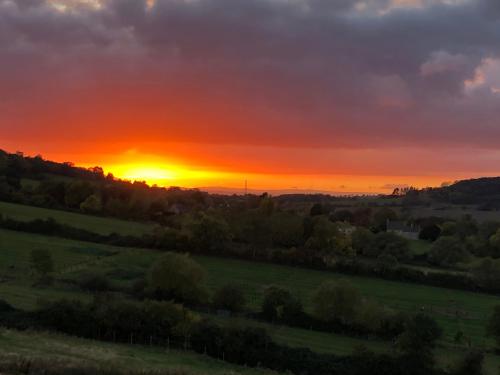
[195,255,498,346]
[0,200,155,236]
[1,226,500,370]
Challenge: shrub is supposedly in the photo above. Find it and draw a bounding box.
[212,285,246,313]
[428,236,469,267]
[78,272,110,292]
[261,285,304,325]
[147,252,208,305]
[312,280,361,325]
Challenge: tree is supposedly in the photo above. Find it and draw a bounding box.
[261,285,304,324]
[305,217,352,255]
[351,227,375,255]
[451,350,484,375]
[489,228,500,256]
[330,209,354,223]
[213,284,246,313]
[472,258,500,290]
[487,305,500,349]
[478,221,500,241]
[312,280,361,324]
[30,249,54,282]
[78,272,109,292]
[441,221,457,236]
[190,214,232,252]
[455,215,478,240]
[397,313,442,374]
[428,236,469,267]
[64,181,93,208]
[147,252,208,305]
[243,211,273,256]
[419,224,441,242]
[367,232,411,261]
[309,203,324,216]
[269,212,304,247]
[354,299,388,333]
[376,253,399,271]
[79,194,102,213]
[373,208,397,231]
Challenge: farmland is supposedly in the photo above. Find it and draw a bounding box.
[0,226,497,349]
[0,201,155,236]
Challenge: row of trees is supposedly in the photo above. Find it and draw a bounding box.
[0,295,454,375]
[8,213,500,297]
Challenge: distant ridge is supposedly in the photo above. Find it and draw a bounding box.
[197,186,372,196]
[428,176,500,207]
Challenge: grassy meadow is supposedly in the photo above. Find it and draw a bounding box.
[1,214,500,373]
[0,201,155,236]
[0,225,496,348]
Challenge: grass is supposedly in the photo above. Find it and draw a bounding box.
[2,225,500,371]
[1,226,498,348]
[409,239,431,255]
[212,315,500,374]
[79,247,500,348]
[0,228,126,275]
[195,255,499,347]
[0,328,279,375]
[0,200,155,236]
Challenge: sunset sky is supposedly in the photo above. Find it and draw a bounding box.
[2,0,500,193]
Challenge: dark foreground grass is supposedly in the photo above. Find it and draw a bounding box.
[0,328,278,375]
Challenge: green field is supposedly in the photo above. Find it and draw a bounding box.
[0,328,278,375]
[1,226,498,348]
[0,228,128,275]
[196,256,499,346]
[0,201,155,236]
[93,248,499,347]
[2,226,500,372]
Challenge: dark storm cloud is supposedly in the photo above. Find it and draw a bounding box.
[1,0,500,149]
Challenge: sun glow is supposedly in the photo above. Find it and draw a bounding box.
[107,162,225,187]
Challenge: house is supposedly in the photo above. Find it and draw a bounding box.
[386,220,420,240]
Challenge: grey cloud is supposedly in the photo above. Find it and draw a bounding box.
[1,0,500,148]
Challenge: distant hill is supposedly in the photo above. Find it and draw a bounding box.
[427,177,500,208]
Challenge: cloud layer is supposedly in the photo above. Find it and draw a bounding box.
[1,0,500,182]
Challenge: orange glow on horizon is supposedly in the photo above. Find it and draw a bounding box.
[104,162,227,187]
[4,144,492,195]
[85,161,456,194]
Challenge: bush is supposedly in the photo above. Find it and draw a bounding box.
[212,284,246,313]
[428,236,469,267]
[261,285,305,325]
[312,280,361,325]
[367,232,411,261]
[419,224,441,242]
[147,252,208,305]
[78,272,110,292]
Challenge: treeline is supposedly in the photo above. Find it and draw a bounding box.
[425,177,500,208]
[0,150,210,222]
[3,215,500,297]
[0,297,455,375]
